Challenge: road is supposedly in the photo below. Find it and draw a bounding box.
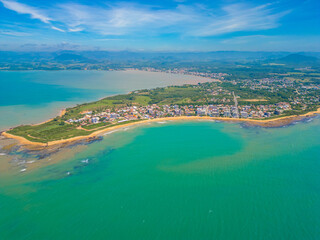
[232,91,239,118]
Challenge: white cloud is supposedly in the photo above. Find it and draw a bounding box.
[190,4,290,36]
[51,3,194,35]
[0,0,68,33]
[221,35,272,45]
[68,27,83,32]
[0,30,31,36]
[0,0,51,23]
[54,2,289,36]
[0,1,289,37]
[51,26,65,32]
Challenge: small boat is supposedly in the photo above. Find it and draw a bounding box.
[20,168,27,172]
[81,159,89,164]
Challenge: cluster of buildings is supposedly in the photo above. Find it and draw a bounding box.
[65,75,318,128]
[225,77,319,110]
[67,102,292,127]
[141,67,228,80]
[242,78,296,91]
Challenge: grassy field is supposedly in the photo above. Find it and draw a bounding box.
[8,119,144,143]
[8,120,92,143]
[82,122,111,130]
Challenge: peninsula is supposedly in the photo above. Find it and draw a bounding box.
[2,78,319,147]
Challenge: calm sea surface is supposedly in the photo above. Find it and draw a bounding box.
[0,70,210,130]
[0,118,319,239]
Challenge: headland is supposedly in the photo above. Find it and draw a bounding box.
[1,80,319,150]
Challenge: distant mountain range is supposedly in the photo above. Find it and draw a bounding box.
[0,51,319,66]
[53,53,89,62]
[273,54,320,66]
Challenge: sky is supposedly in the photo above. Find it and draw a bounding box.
[0,0,319,52]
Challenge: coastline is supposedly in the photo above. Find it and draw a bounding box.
[31,109,66,126]
[2,107,320,149]
[0,70,216,132]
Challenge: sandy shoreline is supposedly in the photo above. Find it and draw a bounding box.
[2,108,320,149]
[30,109,66,126]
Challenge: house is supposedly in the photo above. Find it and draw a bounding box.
[264,112,271,117]
[91,117,100,124]
[224,111,231,117]
[210,111,219,117]
[110,113,120,119]
[240,111,248,118]
[196,107,206,116]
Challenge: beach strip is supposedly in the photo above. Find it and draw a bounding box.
[2,108,320,148]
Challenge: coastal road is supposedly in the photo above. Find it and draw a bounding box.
[232,91,239,118]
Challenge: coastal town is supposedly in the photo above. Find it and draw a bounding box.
[67,101,293,128]
[62,73,319,129]
[5,70,319,144]
[140,67,229,80]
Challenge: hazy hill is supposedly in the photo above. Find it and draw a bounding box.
[0,51,290,63]
[1,51,320,69]
[53,53,90,63]
[274,53,320,66]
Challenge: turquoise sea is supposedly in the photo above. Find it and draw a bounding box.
[0,118,320,239]
[0,71,319,239]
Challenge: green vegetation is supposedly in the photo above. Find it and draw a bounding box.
[8,120,93,143]
[147,86,204,104]
[82,122,111,130]
[60,85,203,120]
[221,82,296,104]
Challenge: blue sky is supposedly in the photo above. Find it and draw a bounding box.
[0,0,319,51]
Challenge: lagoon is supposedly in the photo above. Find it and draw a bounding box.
[0,70,209,130]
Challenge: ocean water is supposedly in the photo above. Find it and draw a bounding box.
[0,118,319,239]
[0,70,210,130]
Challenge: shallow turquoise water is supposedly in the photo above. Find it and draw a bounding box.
[0,119,319,239]
[0,70,208,130]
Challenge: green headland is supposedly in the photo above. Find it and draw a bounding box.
[5,78,319,144]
